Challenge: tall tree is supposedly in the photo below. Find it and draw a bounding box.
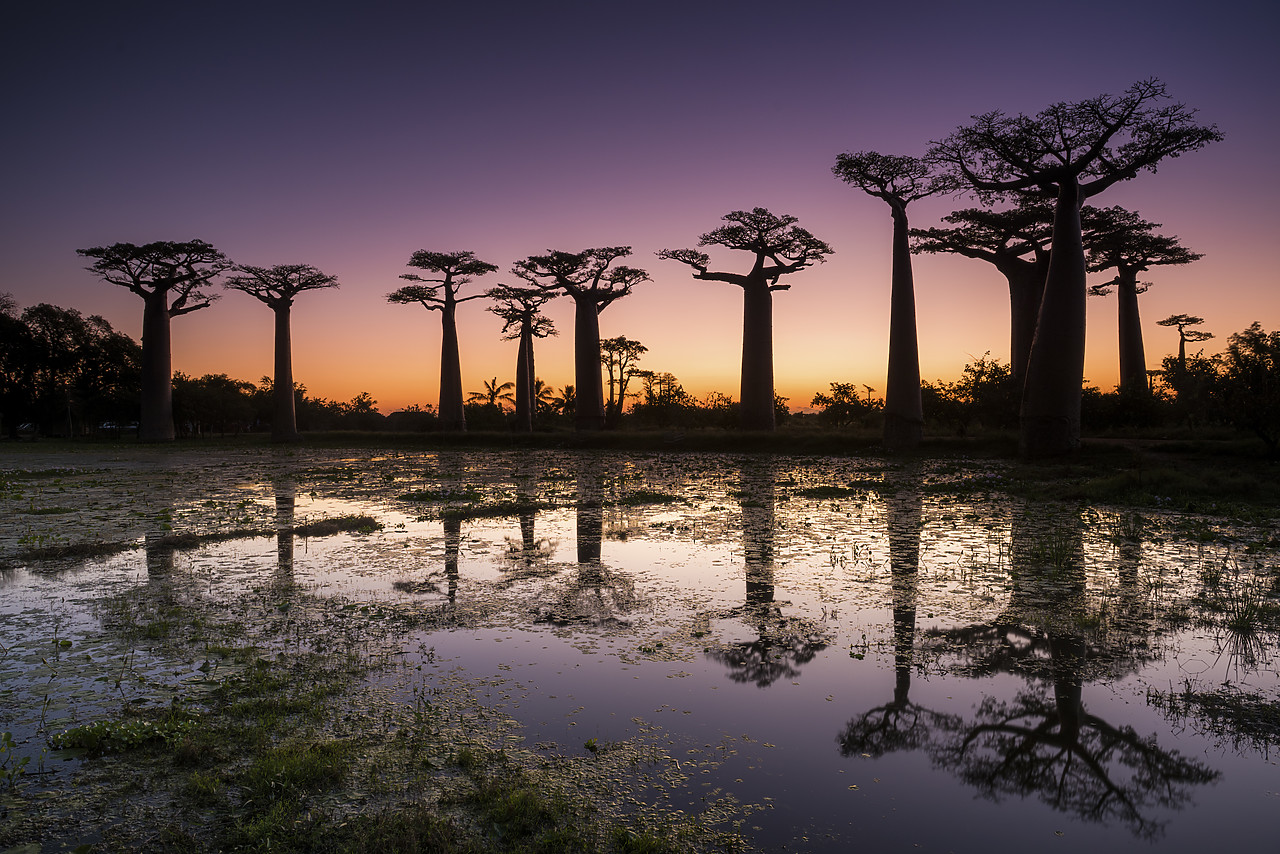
[487,284,557,433]
[512,247,649,430]
[78,240,229,441]
[658,208,832,431]
[224,263,339,441]
[1157,314,1214,375]
[1085,208,1202,394]
[467,377,515,411]
[599,336,647,427]
[387,250,497,431]
[911,202,1054,385]
[833,153,954,449]
[929,79,1221,456]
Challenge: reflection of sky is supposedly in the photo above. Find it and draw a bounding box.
[4,2,1275,410]
[5,450,1278,848]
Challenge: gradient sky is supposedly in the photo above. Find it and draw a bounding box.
[4,0,1277,413]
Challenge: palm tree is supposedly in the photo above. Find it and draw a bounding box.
[550,384,576,418]
[468,377,514,411]
[533,378,556,415]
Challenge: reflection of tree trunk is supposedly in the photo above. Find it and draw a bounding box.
[272,304,300,442]
[887,488,923,705]
[740,459,776,607]
[884,206,923,450]
[275,479,296,578]
[144,531,175,577]
[519,508,536,554]
[573,296,605,431]
[439,295,467,432]
[1021,176,1086,457]
[575,458,603,564]
[740,276,776,431]
[443,517,461,604]
[140,289,175,442]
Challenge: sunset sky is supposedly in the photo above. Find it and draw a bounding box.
[3,1,1276,413]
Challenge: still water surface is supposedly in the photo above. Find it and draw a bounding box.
[2,448,1276,851]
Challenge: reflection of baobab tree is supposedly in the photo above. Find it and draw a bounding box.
[392,517,461,603]
[535,458,636,626]
[837,487,949,754]
[274,478,296,579]
[497,498,558,585]
[707,458,828,687]
[924,511,1217,839]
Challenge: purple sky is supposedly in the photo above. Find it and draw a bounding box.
[3,0,1276,411]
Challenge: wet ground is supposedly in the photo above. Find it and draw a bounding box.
[2,445,1277,851]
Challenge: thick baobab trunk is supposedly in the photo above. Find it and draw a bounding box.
[513,322,533,433]
[573,296,605,431]
[1020,177,1086,457]
[1005,255,1049,386]
[884,206,923,450]
[438,297,467,431]
[139,289,175,442]
[1116,270,1148,394]
[740,276,776,431]
[272,303,301,442]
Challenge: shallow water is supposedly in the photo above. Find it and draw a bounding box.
[2,447,1277,851]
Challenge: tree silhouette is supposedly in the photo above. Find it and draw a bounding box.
[599,335,647,427]
[512,247,649,430]
[77,240,229,441]
[929,79,1221,456]
[387,250,497,432]
[467,377,514,411]
[224,263,339,442]
[1221,322,1280,452]
[911,202,1055,385]
[1156,314,1214,376]
[706,459,828,686]
[658,208,832,431]
[487,285,557,432]
[1085,208,1202,394]
[832,153,954,449]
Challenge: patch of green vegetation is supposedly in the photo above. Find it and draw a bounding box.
[401,486,484,503]
[796,485,864,499]
[612,489,682,506]
[292,514,382,536]
[440,500,544,520]
[51,711,199,756]
[17,505,76,515]
[17,540,132,561]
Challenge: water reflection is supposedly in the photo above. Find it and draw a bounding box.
[842,508,1219,838]
[706,458,828,687]
[274,477,296,579]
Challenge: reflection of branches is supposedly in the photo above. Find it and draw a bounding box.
[534,563,637,628]
[838,696,956,757]
[933,690,1217,839]
[706,604,829,687]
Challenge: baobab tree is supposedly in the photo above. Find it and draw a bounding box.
[911,202,1054,385]
[833,153,955,449]
[929,79,1221,456]
[512,247,649,431]
[599,336,647,427]
[1086,208,1202,394]
[77,240,229,442]
[1157,314,1214,375]
[658,208,832,431]
[487,284,557,433]
[387,250,497,431]
[224,263,339,442]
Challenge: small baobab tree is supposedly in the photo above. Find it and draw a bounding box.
[512,247,649,431]
[1157,314,1214,376]
[833,152,955,449]
[224,263,339,442]
[929,79,1221,456]
[1085,208,1201,394]
[487,284,557,433]
[77,240,229,442]
[658,208,832,431]
[387,250,497,432]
